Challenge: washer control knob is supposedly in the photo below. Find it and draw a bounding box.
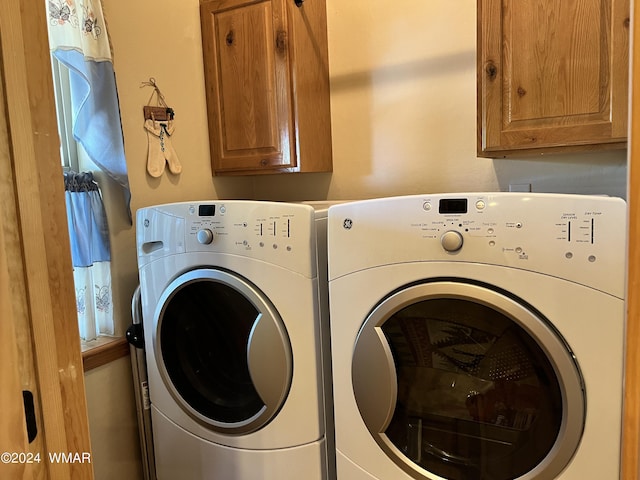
[197,229,214,245]
[441,230,463,252]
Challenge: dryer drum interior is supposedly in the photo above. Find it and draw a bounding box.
[155,269,293,435]
[352,281,585,480]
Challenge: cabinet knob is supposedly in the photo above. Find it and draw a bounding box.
[294,0,305,6]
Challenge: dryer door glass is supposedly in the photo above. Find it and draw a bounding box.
[352,281,585,480]
[156,269,292,434]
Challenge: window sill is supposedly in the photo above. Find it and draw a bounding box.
[81,336,129,372]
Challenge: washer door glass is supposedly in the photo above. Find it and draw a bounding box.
[352,281,585,480]
[155,269,292,434]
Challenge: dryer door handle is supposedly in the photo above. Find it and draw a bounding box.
[247,313,293,412]
[352,325,398,433]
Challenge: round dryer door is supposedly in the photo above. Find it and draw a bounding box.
[154,269,292,434]
[352,280,585,480]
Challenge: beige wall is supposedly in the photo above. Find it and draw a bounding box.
[88,0,628,478]
[253,0,627,201]
[85,357,143,479]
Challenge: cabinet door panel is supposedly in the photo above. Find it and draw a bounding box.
[478,0,629,156]
[508,0,602,122]
[217,3,277,151]
[202,0,295,172]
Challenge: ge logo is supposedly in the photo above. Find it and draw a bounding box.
[144,219,150,227]
[343,218,353,230]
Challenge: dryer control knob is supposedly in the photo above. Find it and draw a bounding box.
[441,230,463,252]
[197,229,214,245]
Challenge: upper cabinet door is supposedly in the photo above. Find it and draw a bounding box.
[478,0,630,157]
[200,0,332,175]
[201,0,295,172]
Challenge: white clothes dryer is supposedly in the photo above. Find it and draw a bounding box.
[136,201,335,480]
[327,193,626,480]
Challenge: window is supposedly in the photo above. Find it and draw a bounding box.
[50,58,78,172]
[50,53,115,342]
[47,0,130,343]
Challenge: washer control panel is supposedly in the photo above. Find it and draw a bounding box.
[136,201,316,276]
[328,193,627,296]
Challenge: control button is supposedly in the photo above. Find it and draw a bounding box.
[475,200,486,210]
[487,228,494,235]
[423,202,432,211]
[196,229,214,245]
[441,230,464,252]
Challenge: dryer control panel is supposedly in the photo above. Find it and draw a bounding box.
[136,201,317,277]
[328,193,627,297]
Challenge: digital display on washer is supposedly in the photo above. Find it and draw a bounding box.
[439,198,468,214]
[199,205,216,216]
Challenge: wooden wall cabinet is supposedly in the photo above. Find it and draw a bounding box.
[200,0,332,175]
[477,0,630,158]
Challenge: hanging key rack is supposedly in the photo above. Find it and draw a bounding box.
[141,77,174,121]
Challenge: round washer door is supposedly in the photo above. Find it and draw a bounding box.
[154,268,292,435]
[352,281,585,480]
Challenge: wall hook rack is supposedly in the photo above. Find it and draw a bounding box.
[141,77,174,121]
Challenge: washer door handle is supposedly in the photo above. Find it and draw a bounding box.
[352,325,397,433]
[247,313,293,411]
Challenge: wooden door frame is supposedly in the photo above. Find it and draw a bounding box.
[0,0,94,478]
[623,0,640,478]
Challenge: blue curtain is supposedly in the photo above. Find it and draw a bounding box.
[55,49,131,219]
[64,172,110,266]
[47,0,131,221]
[64,172,113,340]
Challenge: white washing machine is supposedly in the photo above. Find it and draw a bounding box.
[136,201,335,480]
[327,193,626,480]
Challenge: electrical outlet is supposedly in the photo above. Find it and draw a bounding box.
[509,183,532,192]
